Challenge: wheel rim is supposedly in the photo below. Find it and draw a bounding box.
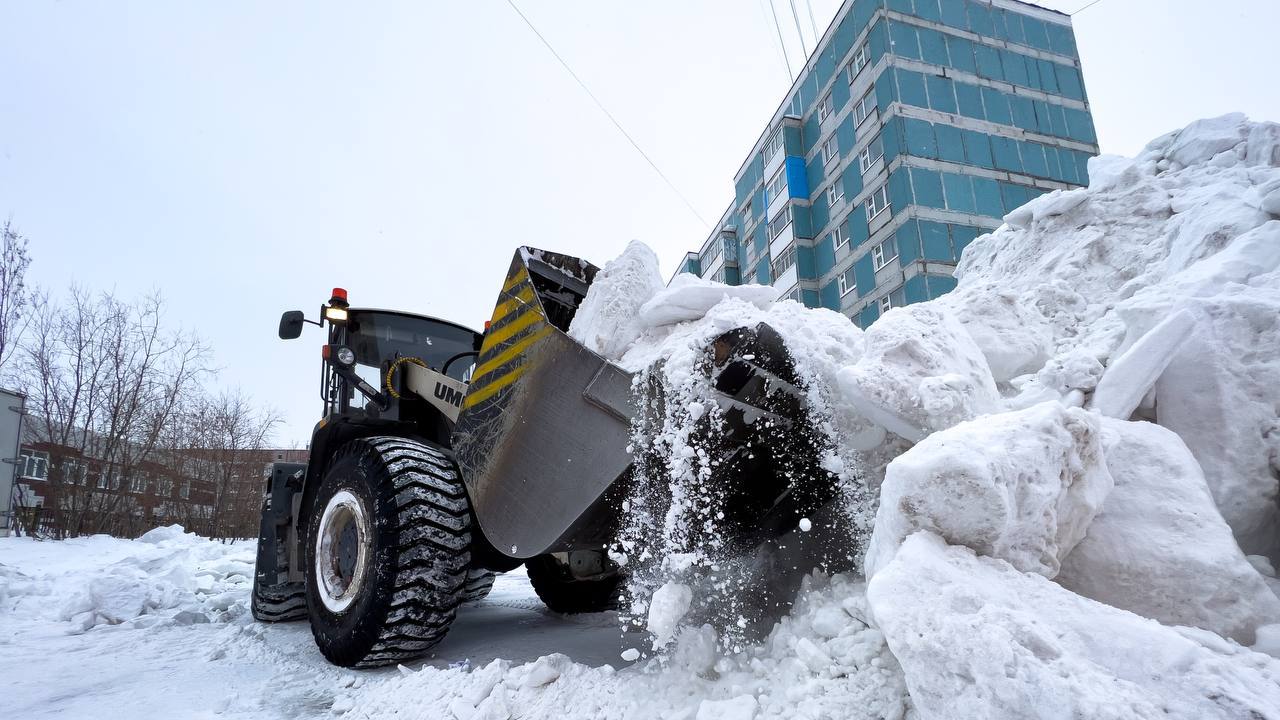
[315,490,370,613]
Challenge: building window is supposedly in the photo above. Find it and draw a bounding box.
[96,470,111,490]
[875,289,906,312]
[157,478,173,497]
[838,266,857,297]
[741,199,752,223]
[771,243,797,278]
[832,223,848,249]
[130,473,147,494]
[762,128,784,163]
[866,184,891,221]
[18,450,48,480]
[818,93,833,123]
[180,481,191,500]
[769,207,793,239]
[872,237,898,270]
[782,286,802,303]
[767,167,788,202]
[821,136,839,166]
[853,91,877,126]
[847,45,870,82]
[62,458,87,486]
[858,134,885,174]
[827,181,845,207]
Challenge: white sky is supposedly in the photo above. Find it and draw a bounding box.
[2,0,1278,446]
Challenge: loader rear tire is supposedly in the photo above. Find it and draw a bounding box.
[304,436,471,668]
[460,569,496,603]
[526,554,622,614]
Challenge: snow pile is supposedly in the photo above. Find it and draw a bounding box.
[854,114,1280,716]
[869,532,1280,720]
[1056,418,1280,644]
[943,112,1280,559]
[836,303,1000,448]
[567,240,665,359]
[864,401,1111,580]
[574,114,1280,717]
[0,526,255,632]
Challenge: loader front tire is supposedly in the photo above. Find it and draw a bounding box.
[526,553,622,614]
[304,436,471,668]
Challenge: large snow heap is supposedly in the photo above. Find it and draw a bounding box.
[570,113,1280,717]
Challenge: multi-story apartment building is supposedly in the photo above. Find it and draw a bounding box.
[678,0,1098,327]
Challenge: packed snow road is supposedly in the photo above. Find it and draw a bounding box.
[0,530,634,720]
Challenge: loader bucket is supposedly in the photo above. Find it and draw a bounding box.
[452,248,636,560]
[453,246,839,563]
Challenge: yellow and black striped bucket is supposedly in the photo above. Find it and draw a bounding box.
[451,247,636,559]
[462,261,557,410]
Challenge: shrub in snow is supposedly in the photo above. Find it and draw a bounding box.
[1055,418,1280,645]
[869,532,1280,720]
[864,401,1111,580]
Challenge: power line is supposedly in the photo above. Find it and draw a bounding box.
[787,0,810,60]
[803,0,820,44]
[765,0,795,80]
[757,0,793,81]
[503,0,711,229]
[1071,0,1105,15]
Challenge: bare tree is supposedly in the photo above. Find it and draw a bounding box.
[0,220,34,373]
[20,288,209,536]
[180,391,281,540]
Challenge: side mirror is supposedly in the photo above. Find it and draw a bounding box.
[278,310,305,340]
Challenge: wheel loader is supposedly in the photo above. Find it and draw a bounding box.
[252,247,840,668]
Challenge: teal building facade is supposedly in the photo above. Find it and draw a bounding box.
[680,0,1098,327]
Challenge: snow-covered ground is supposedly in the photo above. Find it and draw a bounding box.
[0,530,633,719]
[5,113,1280,719]
[0,530,905,719]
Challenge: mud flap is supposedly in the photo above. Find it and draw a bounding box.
[255,462,307,587]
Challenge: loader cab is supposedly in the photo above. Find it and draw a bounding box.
[278,293,483,427]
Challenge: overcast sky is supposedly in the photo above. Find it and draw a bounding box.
[3,0,1278,446]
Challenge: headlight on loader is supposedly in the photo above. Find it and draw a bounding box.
[322,344,356,367]
[336,346,355,366]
